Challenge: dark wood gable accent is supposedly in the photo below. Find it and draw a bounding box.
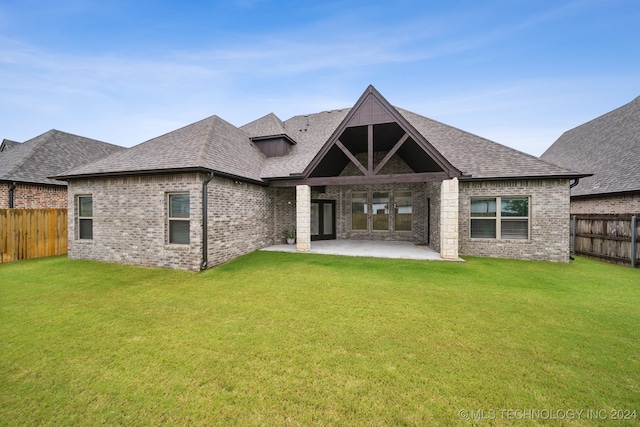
[271,85,460,187]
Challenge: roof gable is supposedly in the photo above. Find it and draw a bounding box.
[0,139,21,152]
[541,96,640,196]
[300,85,461,185]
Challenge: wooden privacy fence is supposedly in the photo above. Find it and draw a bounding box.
[0,209,68,263]
[571,214,638,268]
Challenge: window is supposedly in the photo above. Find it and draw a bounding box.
[394,191,412,231]
[78,196,93,240]
[351,192,367,231]
[470,197,529,239]
[168,193,190,244]
[372,192,389,231]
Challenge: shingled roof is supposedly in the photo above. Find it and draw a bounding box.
[57,115,267,183]
[57,86,582,184]
[241,113,298,144]
[0,130,124,186]
[541,96,640,197]
[0,139,21,152]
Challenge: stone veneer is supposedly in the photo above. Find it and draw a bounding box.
[440,178,459,259]
[0,183,67,208]
[571,192,640,215]
[458,179,571,262]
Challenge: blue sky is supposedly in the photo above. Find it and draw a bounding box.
[1,0,638,156]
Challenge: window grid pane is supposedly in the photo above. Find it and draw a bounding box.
[78,196,92,217]
[169,194,190,218]
[169,220,190,244]
[501,220,528,239]
[351,192,367,231]
[372,192,389,231]
[470,198,496,217]
[501,197,528,217]
[471,219,496,238]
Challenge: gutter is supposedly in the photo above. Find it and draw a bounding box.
[569,178,580,189]
[200,171,215,271]
[9,182,16,208]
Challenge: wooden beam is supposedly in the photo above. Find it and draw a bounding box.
[368,124,373,174]
[335,139,368,176]
[373,133,409,175]
[268,171,450,187]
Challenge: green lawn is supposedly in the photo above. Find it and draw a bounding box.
[1,253,639,426]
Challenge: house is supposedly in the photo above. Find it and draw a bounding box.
[0,130,125,209]
[540,96,640,215]
[55,86,585,271]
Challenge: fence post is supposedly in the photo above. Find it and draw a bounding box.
[571,215,577,257]
[632,216,637,268]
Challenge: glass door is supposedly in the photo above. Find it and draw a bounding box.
[311,200,336,241]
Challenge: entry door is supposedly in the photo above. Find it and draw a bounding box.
[311,200,336,241]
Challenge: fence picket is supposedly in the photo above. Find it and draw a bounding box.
[0,209,68,263]
[571,214,639,268]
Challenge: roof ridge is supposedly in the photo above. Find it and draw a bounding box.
[2,130,55,178]
[196,115,221,168]
[561,95,640,135]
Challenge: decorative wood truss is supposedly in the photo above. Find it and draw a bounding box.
[269,85,461,187]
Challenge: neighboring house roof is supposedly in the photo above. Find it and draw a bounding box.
[0,139,21,152]
[541,96,640,197]
[57,115,267,183]
[0,129,124,186]
[57,86,582,184]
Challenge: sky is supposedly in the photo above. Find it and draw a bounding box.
[1,0,639,157]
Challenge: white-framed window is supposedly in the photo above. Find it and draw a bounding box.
[77,195,93,240]
[168,193,190,244]
[470,196,529,239]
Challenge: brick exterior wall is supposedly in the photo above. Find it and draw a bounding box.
[68,174,204,271]
[206,177,274,267]
[0,182,67,208]
[571,192,640,215]
[68,173,275,271]
[0,183,8,208]
[459,179,571,262]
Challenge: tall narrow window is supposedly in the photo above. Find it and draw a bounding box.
[394,191,412,232]
[351,192,367,231]
[501,197,529,239]
[470,198,497,238]
[372,191,389,231]
[168,193,190,244]
[78,196,93,240]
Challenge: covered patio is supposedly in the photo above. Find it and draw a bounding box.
[261,240,462,261]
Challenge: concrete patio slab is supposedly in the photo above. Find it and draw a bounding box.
[261,240,463,261]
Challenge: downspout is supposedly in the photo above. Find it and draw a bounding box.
[9,182,17,208]
[568,178,580,260]
[200,172,215,271]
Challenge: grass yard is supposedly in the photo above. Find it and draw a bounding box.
[1,253,639,426]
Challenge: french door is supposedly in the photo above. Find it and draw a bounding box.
[311,200,336,241]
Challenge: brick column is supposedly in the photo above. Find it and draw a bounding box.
[296,185,311,252]
[440,178,459,259]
